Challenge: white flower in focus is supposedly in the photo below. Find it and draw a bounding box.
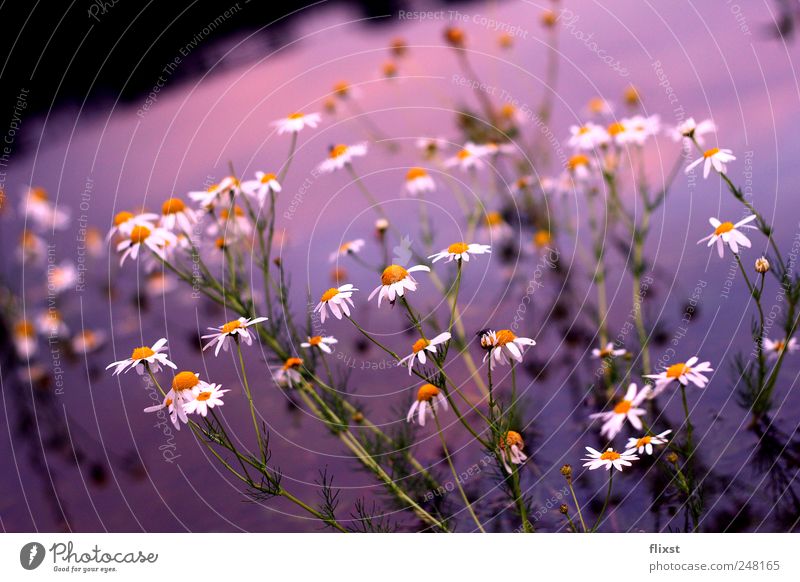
[499,431,528,474]
[317,143,368,173]
[645,356,714,397]
[481,329,536,369]
[183,383,229,417]
[589,383,650,440]
[201,316,268,357]
[301,335,338,354]
[582,447,639,471]
[106,210,159,242]
[242,172,282,207]
[685,147,736,178]
[697,215,757,258]
[404,167,436,196]
[143,371,209,429]
[428,242,491,264]
[106,338,177,375]
[314,284,357,323]
[406,383,448,427]
[329,239,365,263]
[398,332,451,375]
[626,430,672,456]
[368,264,430,307]
[764,337,799,361]
[272,112,321,134]
[116,225,177,266]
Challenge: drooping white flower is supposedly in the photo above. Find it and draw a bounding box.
[106,338,177,375]
[697,215,757,258]
[159,197,198,233]
[398,332,451,375]
[499,431,528,474]
[329,240,365,263]
[314,284,357,323]
[301,335,338,354]
[116,225,177,266]
[272,112,322,134]
[671,117,716,145]
[589,383,651,440]
[406,383,448,427]
[368,264,430,307]
[685,147,736,178]
[404,167,436,196]
[242,172,282,207]
[201,316,268,357]
[317,143,368,173]
[481,329,536,369]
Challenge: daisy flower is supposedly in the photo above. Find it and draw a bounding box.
[499,431,528,474]
[406,383,448,427]
[697,215,757,258]
[211,205,252,238]
[144,371,209,429]
[273,357,304,388]
[510,175,534,195]
[566,153,593,180]
[404,167,436,196]
[582,447,639,471]
[499,103,527,126]
[686,147,736,178]
[35,309,68,337]
[146,271,178,296]
[201,316,268,357]
[626,114,661,145]
[645,356,714,397]
[317,143,368,173]
[626,430,672,456]
[398,332,451,375]
[159,197,198,232]
[272,112,321,134]
[587,96,613,117]
[47,261,78,294]
[483,141,516,157]
[314,284,357,323]
[568,122,610,151]
[21,186,70,230]
[13,320,37,358]
[71,329,107,355]
[188,176,240,208]
[368,264,430,307]
[116,225,177,266]
[242,172,282,207]
[764,337,799,361]
[301,335,338,354]
[591,342,627,360]
[106,338,177,375]
[589,383,651,439]
[329,239,365,263]
[17,230,47,264]
[106,210,159,242]
[444,142,488,171]
[183,383,229,417]
[672,117,716,145]
[482,329,536,369]
[428,242,491,264]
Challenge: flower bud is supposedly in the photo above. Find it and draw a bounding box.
[559,503,569,514]
[560,464,572,479]
[755,256,770,274]
[666,452,679,464]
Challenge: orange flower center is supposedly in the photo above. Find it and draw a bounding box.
[666,363,690,378]
[456,148,472,160]
[260,172,277,184]
[588,97,605,113]
[635,436,652,448]
[320,287,340,302]
[308,336,323,346]
[447,242,469,254]
[221,320,242,334]
[129,225,151,244]
[600,450,621,461]
[30,187,49,201]
[381,265,409,285]
[283,357,303,370]
[500,103,516,118]
[714,222,734,235]
[412,338,429,353]
[502,431,524,449]
[219,206,244,219]
[15,320,34,337]
[485,211,503,226]
[161,198,185,215]
[172,371,199,392]
[774,340,786,351]
[444,27,465,45]
[288,112,305,119]
[114,211,134,225]
[607,122,626,135]
[333,82,349,96]
[417,383,440,401]
[703,147,720,158]
[494,329,517,346]
[406,167,428,180]
[196,391,212,401]
[131,346,155,360]
[329,144,348,158]
[534,231,551,247]
[215,237,226,250]
[568,154,589,169]
[613,400,632,414]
